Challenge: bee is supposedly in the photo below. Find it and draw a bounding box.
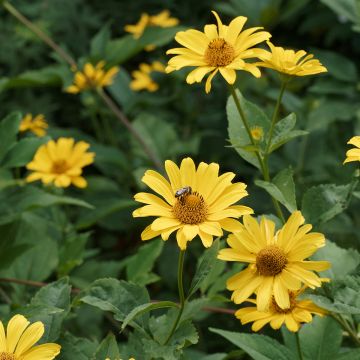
[175,186,192,198]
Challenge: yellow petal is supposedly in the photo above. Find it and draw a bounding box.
[15,322,44,355]
[7,315,30,353]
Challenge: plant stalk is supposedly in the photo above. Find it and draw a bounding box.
[164,250,186,345]
[295,332,304,360]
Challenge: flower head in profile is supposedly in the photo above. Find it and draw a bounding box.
[26,137,95,188]
[66,61,119,94]
[255,42,327,77]
[236,289,326,332]
[19,113,48,137]
[166,11,271,93]
[344,136,360,164]
[125,10,179,39]
[0,314,61,359]
[133,158,253,250]
[218,211,330,311]
[130,61,166,92]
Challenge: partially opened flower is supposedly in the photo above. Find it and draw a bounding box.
[0,314,60,359]
[26,137,95,188]
[344,136,360,164]
[133,157,253,249]
[125,10,179,39]
[19,113,48,137]
[236,289,326,332]
[166,11,271,93]
[66,61,119,94]
[218,211,330,311]
[255,41,327,76]
[130,61,166,92]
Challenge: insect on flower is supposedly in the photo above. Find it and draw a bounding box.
[175,186,192,198]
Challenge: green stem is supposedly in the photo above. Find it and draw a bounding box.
[229,85,285,223]
[164,250,186,345]
[345,167,359,207]
[295,332,304,360]
[265,80,287,155]
[332,314,360,347]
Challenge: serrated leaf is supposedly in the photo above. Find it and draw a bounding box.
[93,333,120,360]
[121,301,178,331]
[227,90,270,169]
[210,328,293,360]
[255,168,297,212]
[188,239,220,299]
[301,184,350,225]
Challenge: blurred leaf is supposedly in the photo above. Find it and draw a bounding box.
[122,301,178,331]
[90,23,111,59]
[188,239,220,299]
[301,184,350,225]
[299,316,342,360]
[126,239,164,286]
[210,328,293,360]
[227,90,270,169]
[93,333,120,360]
[269,113,308,153]
[255,168,297,213]
[1,137,48,168]
[0,112,22,162]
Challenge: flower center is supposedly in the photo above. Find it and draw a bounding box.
[173,192,207,224]
[51,159,69,174]
[0,353,16,360]
[256,245,287,276]
[204,38,235,67]
[270,292,297,313]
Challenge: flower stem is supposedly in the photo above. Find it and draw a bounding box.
[229,85,285,223]
[3,1,77,69]
[332,313,360,347]
[164,250,186,345]
[265,80,287,155]
[97,89,163,171]
[295,332,304,360]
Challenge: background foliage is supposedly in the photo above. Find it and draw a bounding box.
[0,0,360,359]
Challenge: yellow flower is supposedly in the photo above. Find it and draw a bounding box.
[133,157,253,250]
[165,11,271,93]
[66,61,119,94]
[26,137,95,188]
[250,126,264,142]
[125,10,179,39]
[344,136,360,164]
[255,41,327,76]
[0,314,61,359]
[235,290,326,332]
[19,114,48,137]
[218,211,330,311]
[130,61,166,92]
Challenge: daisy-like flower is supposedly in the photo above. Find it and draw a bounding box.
[344,136,360,164]
[0,314,60,359]
[218,211,330,311]
[255,41,327,77]
[26,137,95,188]
[133,157,253,250]
[125,10,179,39]
[19,113,48,137]
[236,289,326,332]
[130,61,166,92]
[66,61,119,94]
[165,11,271,93]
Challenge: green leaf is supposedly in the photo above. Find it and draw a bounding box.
[126,239,164,286]
[59,333,97,360]
[210,328,293,360]
[255,168,297,212]
[301,184,350,225]
[79,278,150,329]
[188,239,220,299]
[121,301,178,331]
[93,333,120,360]
[336,349,360,360]
[0,112,22,162]
[1,137,48,168]
[269,113,308,153]
[90,23,111,59]
[227,90,270,169]
[28,278,71,342]
[299,316,342,360]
